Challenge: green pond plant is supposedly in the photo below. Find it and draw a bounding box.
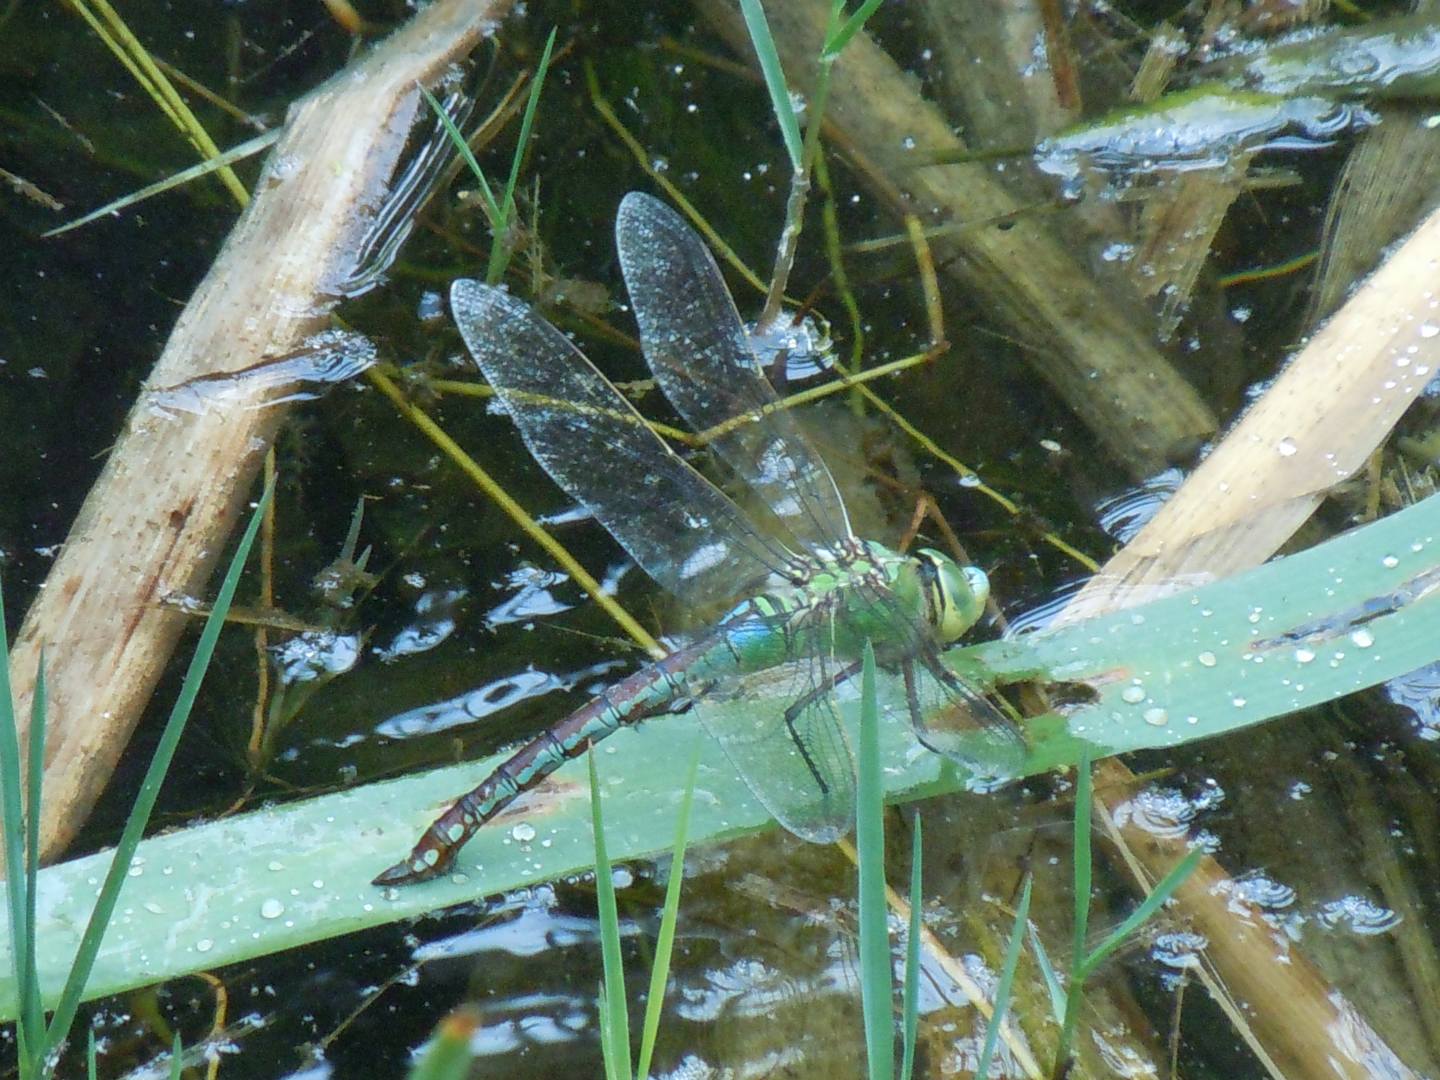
[0,484,272,1078]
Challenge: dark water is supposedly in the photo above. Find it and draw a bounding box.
[5,0,1439,1076]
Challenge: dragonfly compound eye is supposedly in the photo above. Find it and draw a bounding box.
[917,549,990,643]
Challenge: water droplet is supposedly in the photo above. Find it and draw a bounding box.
[1420,322,1439,338]
[1350,628,1375,648]
[1121,685,1147,704]
[1143,707,1169,726]
[1198,651,1217,667]
[196,939,214,954]
[1294,647,1315,664]
[1232,696,1247,708]
[260,899,285,920]
[1277,437,1297,457]
[511,822,537,843]
[1382,554,1399,568]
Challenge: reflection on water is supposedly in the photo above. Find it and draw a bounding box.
[374,586,468,661]
[483,566,576,629]
[1094,467,1184,543]
[375,661,624,740]
[144,329,376,418]
[337,79,478,299]
[744,311,836,386]
[1384,661,1440,740]
[272,629,362,685]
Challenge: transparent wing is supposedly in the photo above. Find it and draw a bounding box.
[699,628,856,842]
[452,280,802,603]
[616,192,853,555]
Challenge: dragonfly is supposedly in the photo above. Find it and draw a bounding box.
[373,192,1027,886]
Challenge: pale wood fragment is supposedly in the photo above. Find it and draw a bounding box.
[13,0,510,863]
[1065,201,1440,621]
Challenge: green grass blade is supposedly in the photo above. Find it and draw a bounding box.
[41,130,279,238]
[898,814,922,1080]
[822,0,886,60]
[971,493,1440,765]
[1071,749,1092,969]
[635,740,701,1080]
[21,654,45,1060]
[738,0,804,171]
[406,1007,480,1080]
[1055,749,1096,1074]
[419,84,501,227]
[1027,924,1066,1024]
[40,480,273,1053]
[856,642,893,1080]
[1078,847,1204,980]
[589,751,631,1080]
[489,27,557,284]
[597,980,618,1080]
[0,580,37,1067]
[976,875,1032,1080]
[10,495,1440,1019]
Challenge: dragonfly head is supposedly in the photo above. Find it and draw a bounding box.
[916,549,990,643]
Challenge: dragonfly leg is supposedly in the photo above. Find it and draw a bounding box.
[907,652,1027,786]
[781,657,864,795]
[902,659,924,729]
[781,658,865,725]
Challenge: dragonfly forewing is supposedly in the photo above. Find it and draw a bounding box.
[616,192,853,557]
[451,280,801,604]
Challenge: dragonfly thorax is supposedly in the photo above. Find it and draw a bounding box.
[778,541,991,651]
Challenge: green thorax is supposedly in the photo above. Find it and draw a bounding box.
[686,539,990,677]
